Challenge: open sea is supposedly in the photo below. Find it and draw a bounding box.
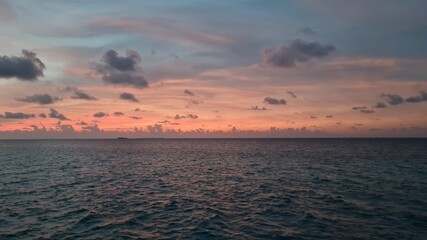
[0,139,426,239]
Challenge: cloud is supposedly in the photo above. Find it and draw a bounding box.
[113,112,125,116]
[0,112,35,119]
[251,106,269,111]
[94,49,148,88]
[184,89,195,96]
[381,93,404,105]
[352,106,367,110]
[352,106,375,114]
[264,97,286,105]
[49,108,69,120]
[261,39,336,68]
[0,50,46,81]
[174,114,198,120]
[129,116,142,120]
[360,109,375,114]
[374,101,387,108]
[93,112,107,118]
[326,115,333,118]
[298,27,317,36]
[405,91,427,103]
[71,90,98,100]
[287,91,297,98]
[61,87,98,101]
[119,92,139,102]
[39,113,46,118]
[102,49,141,71]
[17,94,61,105]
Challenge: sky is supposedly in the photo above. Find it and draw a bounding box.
[0,0,426,138]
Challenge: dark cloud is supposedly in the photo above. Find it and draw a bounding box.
[251,106,269,111]
[0,50,45,81]
[102,49,141,71]
[39,113,46,118]
[381,93,404,105]
[360,109,375,114]
[352,106,374,114]
[298,27,317,36]
[71,90,98,100]
[94,49,148,88]
[174,114,186,120]
[120,92,139,102]
[264,97,286,105]
[186,114,198,119]
[184,89,195,96]
[174,114,198,120]
[326,115,333,118]
[287,91,297,98]
[113,112,125,116]
[374,101,387,108]
[261,39,336,68]
[93,112,107,118]
[61,87,98,101]
[129,116,142,120]
[352,106,367,110]
[405,91,427,103]
[17,94,61,105]
[77,121,88,125]
[49,108,69,120]
[103,72,148,88]
[0,112,35,119]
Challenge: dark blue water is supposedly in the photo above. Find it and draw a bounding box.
[0,139,426,239]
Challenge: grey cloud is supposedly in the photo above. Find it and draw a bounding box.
[298,27,317,36]
[405,91,427,103]
[17,94,61,105]
[39,113,46,118]
[114,112,125,116]
[184,89,195,96]
[0,50,45,81]
[0,112,35,119]
[129,116,142,120]
[186,114,198,119]
[93,112,107,118]
[261,39,336,68]
[264,97,286,105]
[102,49,141,71]
[94,49,148,88]
[381,93,404,105]
[120,92,139,102]
[374,102,387,108]
[49,108,69,120]
[103,72,148,88]
[61,87,98,101]
[71,90,98,100]
[287,91,297,98]
[352,106,367,110]
[174,114,198,120]
[361,109,375,114]
[326,115,333,118]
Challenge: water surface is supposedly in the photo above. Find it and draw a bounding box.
[1,139,426,239]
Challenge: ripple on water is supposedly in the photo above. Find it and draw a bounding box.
[0,139,426,239]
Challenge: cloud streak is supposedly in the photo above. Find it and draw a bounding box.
[17,94,61,105]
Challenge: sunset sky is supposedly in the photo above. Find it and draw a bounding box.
[1,0,426,138]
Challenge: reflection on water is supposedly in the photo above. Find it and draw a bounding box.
[1,139,426,239]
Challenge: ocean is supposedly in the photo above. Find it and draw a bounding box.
[0,139,426,239]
